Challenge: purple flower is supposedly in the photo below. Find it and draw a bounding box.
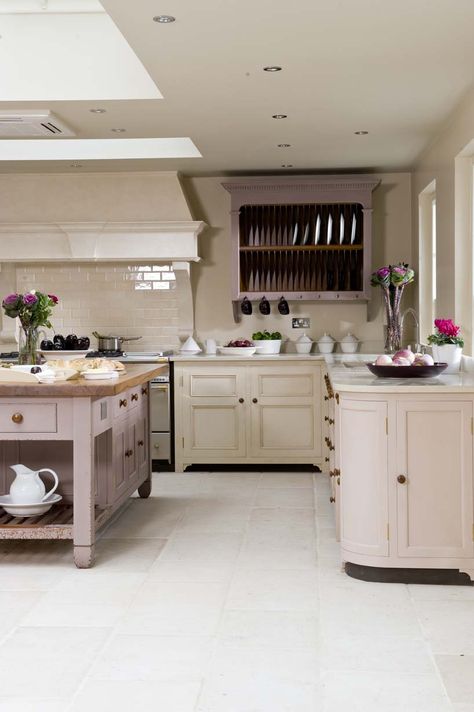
[2,293,20,307]
[48,294,59,304]
[22,293,38,306]
[376,267,390,279]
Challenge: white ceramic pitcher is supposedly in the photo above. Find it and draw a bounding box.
[9,464,59,504]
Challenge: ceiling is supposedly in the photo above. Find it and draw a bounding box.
[1,0,474,175]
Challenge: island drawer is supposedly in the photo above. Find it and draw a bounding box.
[0,402,57,433]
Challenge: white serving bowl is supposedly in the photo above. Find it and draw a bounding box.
[295,342,313,354]
[217,346,256,357]
[253,340,282,354]
[39,349,91,362]
[317,342,335,354]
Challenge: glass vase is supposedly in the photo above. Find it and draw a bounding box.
[383,285,403,354]
[18,326,39,365]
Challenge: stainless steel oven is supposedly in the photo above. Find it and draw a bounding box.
[150,373,171,462]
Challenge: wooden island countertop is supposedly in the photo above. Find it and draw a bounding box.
[0,363,166,397]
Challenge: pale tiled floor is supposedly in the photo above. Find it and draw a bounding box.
[0,471,472,711]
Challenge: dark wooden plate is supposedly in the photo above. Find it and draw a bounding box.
[367,362,448,378]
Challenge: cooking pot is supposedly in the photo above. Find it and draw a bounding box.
[92,332,142,352]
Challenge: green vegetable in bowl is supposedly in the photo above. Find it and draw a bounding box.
[252,330,282,341]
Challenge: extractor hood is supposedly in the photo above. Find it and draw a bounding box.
[0,220,205,262]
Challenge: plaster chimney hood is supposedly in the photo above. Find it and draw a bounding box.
[0,220,205,262]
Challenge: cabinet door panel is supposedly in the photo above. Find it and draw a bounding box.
[249,366,322,458]
[396,401,473,558]
[254,404,315,451]
[339,399,389,556]
[190,374,240,397]
[185,404,246,455]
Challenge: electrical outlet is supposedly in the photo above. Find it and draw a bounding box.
[292,318,310,329]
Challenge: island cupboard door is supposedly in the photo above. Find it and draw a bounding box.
[339,399,389,556]
[249,366,322,459]
[396,400,473,559]
[180,367,247,458]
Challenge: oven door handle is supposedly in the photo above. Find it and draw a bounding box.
[151,383,169,391]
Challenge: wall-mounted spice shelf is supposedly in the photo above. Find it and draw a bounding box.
[223,176,380,305]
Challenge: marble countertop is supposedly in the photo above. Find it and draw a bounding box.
[170,353,327,362]
[325,354,474,393]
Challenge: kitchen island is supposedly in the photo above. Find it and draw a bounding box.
[325,355,474,584]
[0,363,165,568]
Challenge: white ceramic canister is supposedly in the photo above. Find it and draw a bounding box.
[295,333,313,354]
[340,332,359,354]
[317,333,335,354]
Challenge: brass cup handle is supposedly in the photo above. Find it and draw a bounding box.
[252,398,258,404]
[397,474,407,484]
[131,393,139,402]
[119,398,128,408]
[238,398,244,404]
[11,412,23,424]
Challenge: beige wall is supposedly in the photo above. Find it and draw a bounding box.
[412,87,474,351]
[182,173,413,352]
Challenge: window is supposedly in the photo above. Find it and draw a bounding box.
[418,181,436,340]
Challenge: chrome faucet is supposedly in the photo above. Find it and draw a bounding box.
[401,307,422,352]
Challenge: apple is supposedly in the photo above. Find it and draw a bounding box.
[394,348,415,364]
[375,354,393,365]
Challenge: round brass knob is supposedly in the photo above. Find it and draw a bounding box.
[252,398,258,404]
[397,474,407,484]
[11,412,23,424]
[239,398,244,404]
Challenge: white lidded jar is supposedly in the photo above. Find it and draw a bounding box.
[340,332,359,354]
[317,333,335,354]
[295,333,313,354]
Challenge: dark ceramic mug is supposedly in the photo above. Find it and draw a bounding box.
[259,297,271,315]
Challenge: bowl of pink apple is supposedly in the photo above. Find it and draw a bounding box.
[367,349,448,378]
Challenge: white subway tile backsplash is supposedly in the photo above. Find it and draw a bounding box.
[14,263,180,350]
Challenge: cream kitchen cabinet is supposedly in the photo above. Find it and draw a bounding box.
[174,359,324,471]
[336,390,474,581]
[396,400,473,559]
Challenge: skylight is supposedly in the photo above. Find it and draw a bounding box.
[0,2,162,101]
[0,138,202,161]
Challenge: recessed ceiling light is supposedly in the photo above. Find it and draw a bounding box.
[153,15,176,23]
[111,128,126,133]
[281,164,293,168]
[272,114,287,119]
[277,143,291,148]
[90,108,106,114]
[264,66,282,72]
[354,130,369,135]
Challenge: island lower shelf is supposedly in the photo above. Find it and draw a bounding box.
[0,364,165,567]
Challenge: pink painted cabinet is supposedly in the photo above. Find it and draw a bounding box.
[337,393,474,577]
[396,400,473,559]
